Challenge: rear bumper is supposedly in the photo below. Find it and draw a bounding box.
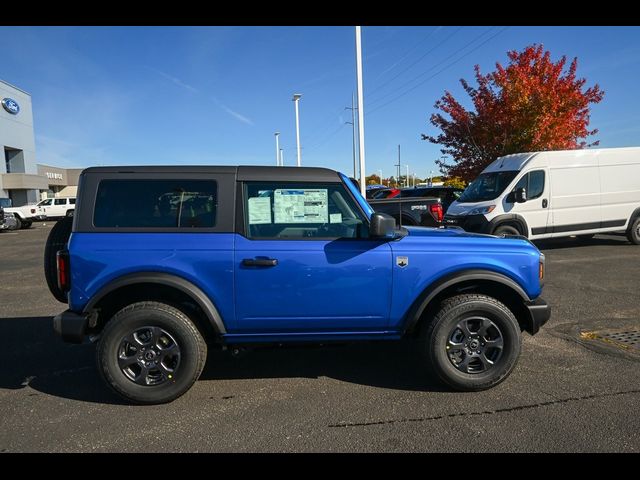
[523,297,551,335]
[53,310,88,343]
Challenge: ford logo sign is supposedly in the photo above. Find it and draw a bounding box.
[2,98,20,115]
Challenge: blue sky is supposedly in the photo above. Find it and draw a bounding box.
[1,26,640,180]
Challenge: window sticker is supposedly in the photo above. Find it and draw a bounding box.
[248,197,272,224]
[330,213,342,223]
[274,189,328,224]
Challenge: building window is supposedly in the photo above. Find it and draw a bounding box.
[4,147,25,174]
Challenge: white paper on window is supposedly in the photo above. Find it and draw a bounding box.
[330,213,342,224]
[248,196,272,224]
[273,189,328,224]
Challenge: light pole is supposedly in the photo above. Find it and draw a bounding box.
[429,170,434,186]
[274,132,280,166]
[378,169,383,186]
[355,26,366,197]
[292,94,302,167]
[406,165,410,188]
[280,148,284,167]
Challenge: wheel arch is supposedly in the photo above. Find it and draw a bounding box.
[84,272,227,340]
[628,206,640,227]
[402,269,534,337]
[488,214,529,237]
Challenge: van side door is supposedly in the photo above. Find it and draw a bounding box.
[506,170,550,237]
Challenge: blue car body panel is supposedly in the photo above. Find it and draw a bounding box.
[233,235,392,333]
[68,232,236,325]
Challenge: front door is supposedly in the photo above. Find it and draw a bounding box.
[233,181,393,333]
[507,169,550,236]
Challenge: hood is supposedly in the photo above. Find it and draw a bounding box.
[446,200,494,216]
[403,225,495,240]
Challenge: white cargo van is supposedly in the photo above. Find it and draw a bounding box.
[444,147,640,244]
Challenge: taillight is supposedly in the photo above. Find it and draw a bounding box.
[57,250,70,293]
[429,203,444,223]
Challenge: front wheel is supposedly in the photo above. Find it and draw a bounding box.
[97,302,207,404]
[492,224,520,237]
[420,294,522,391]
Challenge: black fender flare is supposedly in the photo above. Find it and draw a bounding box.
[83,272,227,334]
[402,269,532,334]
[488,214,529,237]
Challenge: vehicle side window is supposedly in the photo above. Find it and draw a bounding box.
[54,199,66,205]
[528,170,545,199]
[94,180,217,228]
[514,174,528,191]
[512,171,545,200]
[40,199,52,206]
[244,182,369,239]
[69,198,76,205]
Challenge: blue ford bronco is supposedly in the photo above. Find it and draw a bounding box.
[47,166,550,404]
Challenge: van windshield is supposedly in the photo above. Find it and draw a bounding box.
[457,171,519,203]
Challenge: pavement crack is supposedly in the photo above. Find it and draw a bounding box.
[328,388,640,428]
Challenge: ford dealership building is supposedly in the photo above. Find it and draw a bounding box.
[1,79,82,206]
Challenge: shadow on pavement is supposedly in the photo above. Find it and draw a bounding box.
[534,234,630,251]
[0,316,447,405]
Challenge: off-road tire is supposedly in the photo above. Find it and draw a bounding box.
[44,216,73,303]
[420,294,522,391]
[97,301,207,405]
[20,220,32,229]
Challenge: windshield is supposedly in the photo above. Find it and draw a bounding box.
[457,171,519,203]
[0,198,12,208]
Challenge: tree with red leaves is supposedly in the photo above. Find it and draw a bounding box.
[422,44,604,181]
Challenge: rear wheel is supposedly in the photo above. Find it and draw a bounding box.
[420,294,522,391]
[44,216,73,303]
[20,220,32,229]
[627,217,640,245]
[66,210,74,217]
[97,302,207,404]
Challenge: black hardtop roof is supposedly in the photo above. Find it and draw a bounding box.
[81,165,342,182]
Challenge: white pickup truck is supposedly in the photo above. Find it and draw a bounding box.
[37,197,76,219]
[0,197,47,229]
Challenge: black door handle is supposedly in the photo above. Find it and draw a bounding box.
[542,199,548,208]
[242,258,278,267]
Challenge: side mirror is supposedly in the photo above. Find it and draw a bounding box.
[370,212,396,238]
[514,187,527,203]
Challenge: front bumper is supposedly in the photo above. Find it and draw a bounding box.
[523,297,551,335]
[53,310,88,344]
[443,214,491,233]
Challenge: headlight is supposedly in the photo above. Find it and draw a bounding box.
[468,205,496,215]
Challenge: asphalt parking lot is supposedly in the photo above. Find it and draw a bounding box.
[0,222,639,452]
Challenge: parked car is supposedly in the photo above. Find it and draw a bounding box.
[0,197,46,229]
[49,165,549,404]
[368,195,444,227]
[368,188,401,199]
[444,147,640,244]
[399,187,464,212]
[37,197,76,219]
